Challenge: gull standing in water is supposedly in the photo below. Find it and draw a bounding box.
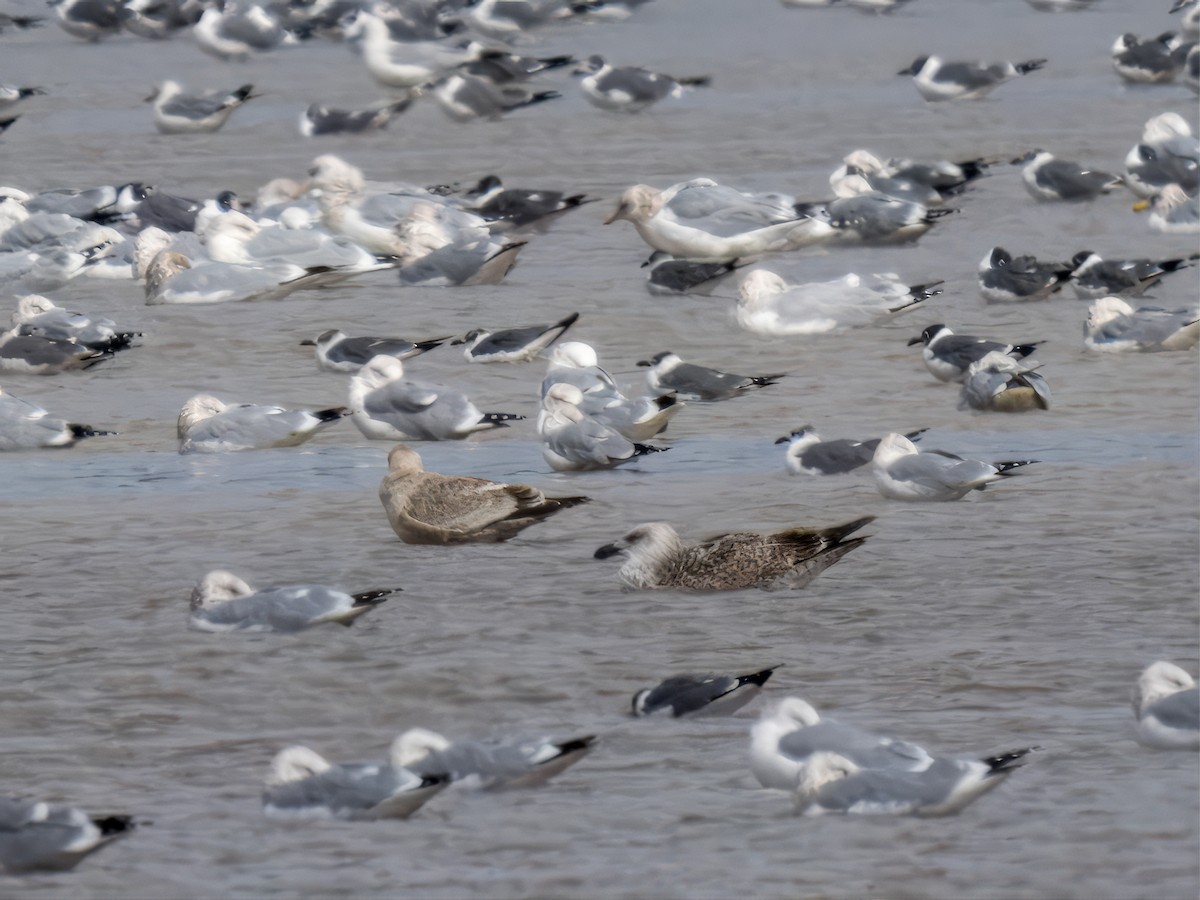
[872,433,1038,501]
[631,666,780,717]
[189,571,397,633]
[1131,661,1199,750]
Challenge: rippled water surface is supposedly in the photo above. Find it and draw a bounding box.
[1,0,1198,896]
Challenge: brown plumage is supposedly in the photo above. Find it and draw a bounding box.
[379,444,589,544]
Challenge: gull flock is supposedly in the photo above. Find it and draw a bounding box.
[0,0,1198,881]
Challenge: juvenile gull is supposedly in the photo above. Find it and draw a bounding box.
[0,798,132,873]
[0,386,114,450]
[300,329,449,373]
[1131,661,1199,750]
[632,666,780,717]
[899,55,1047,101]
[575,55,710,112]
[637,351,785,401]
[148,81,257,135]
[594,517,874,591]
[349,355,524,441]
[189,570,397,633]
[539,383,666,472]
[391,728,596,789]
[775,425,926,476]
[452,311,579,363]
[872,433,1038,501]
[1013,150,1122,201]
[1069,250,1197,299]
[379,443,588,544]
[262,745,448,820]
[177,394,349,453]
[300,99,414,137]
[1083,296,1200,352]
[959,352,1051,412]
[0,334,112,375]
[908,323,1043,383]
[978,247,1073,303]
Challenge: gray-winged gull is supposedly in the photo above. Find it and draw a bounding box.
[189,570,397,633]
[637,351,785,401]
[978,247,1073,303]
[0,386,114,450]
[52,0,121,41]
[193,3,295,60]
[148,80,257,134]
[1069,250,1197,299]
[300,99,415,137]
[391,728,596,789]
[1135,184,1200,234]
[0,84,45,111]
[959,352,1051,412]
[9,295,139,351]
[908,323,1042,383]
[898,55,1046,101]
[1132,661,1199,750]
[1013,150,1122,201]
[1083,296,1199,352]
[642,253,747,296]
[872,432,1038,501]
[575,55,710,112]
[341,9,473,89]
[632,666,780,717]
[463,176,595,230]
[379,443,589,544]
[1111,32,1185,84]
[539,383,667,472]
[796,192,954,244]
[1123,113,1199,198]
[775,425,926,476]
[177,394,349,453]
[431,74,560,122]
[262,745,449,820]
[0,334,112,374]
[594,517,874,591]
[301,329,449,373]
[0,798,132,873]
[452,311,579,363]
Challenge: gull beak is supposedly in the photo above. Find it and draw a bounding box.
[906,335,923,346]
[593,542,624,560]
[635,359,652,367]
[299,339,316,346]
[1131,199,1150,213]
[773,435,791,444]
[603,202,628,225]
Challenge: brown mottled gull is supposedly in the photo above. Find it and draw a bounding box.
[379,443,589,544]
[594,517,875,591]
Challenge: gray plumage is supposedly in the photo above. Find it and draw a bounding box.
[1132,661,1200,749]
[539,383,667,471]
[0,389,113,450]
[577,55,710,112]
[397,238,526,286]
[872,432,1038,501]
[776,425,927,475]
[391,728,596,789]
[1069,250,1197,299]
[452,312,579,363]
[189,570,396,633]
[978,246,1073,302]
[638,351,785,400]
[1015,150,1122,201]
[642,252,746,295]
[177,394,349,452]
[0,798,132,873]
[908,323,1042,383]
[0,334,112,374]
[800,193,953,244]
[1083,296,1200,352]
[432,74,560,122]
[958,351,1051,412]
[464,176,596,229]
[302,329,448,373]
[632,666,779,717]
[150,81,256,134]
[10,295,139,351]
[300,99,414,137]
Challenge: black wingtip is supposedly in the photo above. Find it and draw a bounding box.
[1016,59,1047,75]
[631,442,668,457]
[92,814,135,836]
[480,412,526,424]
[315,406,350,422]
[996,459,1040,475]
[983,746,1039,773]
[69,424,117,439]
[554,735,597,755]
[738,665,782,688]
[351,588,399,606]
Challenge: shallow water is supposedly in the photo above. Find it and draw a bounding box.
[0,0,1198,896]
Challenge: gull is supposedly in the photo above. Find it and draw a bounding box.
[148,81,257,135]
[142,249,338,305]
[736,269,940,336]
[1069,250,1197,299]
[898,55,1047,101]
[0,85,45,112]
[392,728,596,790]
[120,0,198,39]
[829,165,942,207]
[0,334,112,375]
[193,3,296,61]
[539,383,667,472]
[300,329,449,373]
[379,443,589,544]
[460,48,575,85]
[1083,296,1199,352]
[831,150,993,201]
[189,570,397,633]
[631,666,780,717]
[300,99,415,137]
[442,0,587,40]
[262,744,449,820]
[1124,113,1199,198]
[0,14,45,32]
[0,798,132,873]
[641,253,747,296]
[396,234,527,285]
[1132,661,1199,750]
[959,351,1051,412]
[8,295,139,351]
[1013,150,1123,201]
[0,386,114,450]
[775,425,927,476]
[1134,184,1200,234]
[594,517,874,591]
[342,10,474,88]
[872,433,1038,501]
[908,323,1043,383]
[349,354,524,441]
[637,351,785,401]
[978,247,1073,302]
[796,191,955,244]
[453,312,579,363]
[430,73,561,122]
[462,176,596,230]
[605,179,833,259]
[51,0,122,41]
[575,55,710,112]
[1185,44,1199,92]
[1111,32,1185,83]
[177,394,350,453]
[1174,0,1200,37]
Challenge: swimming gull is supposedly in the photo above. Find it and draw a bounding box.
[0,334,112,375]
[909,323,1043,383]
[632,666,780,717]
[831,150,992,202]
[958,351,1051,412]
[1123,113,1199,198]
[1069,250,1197,299]
[262,745,449,820]
[736,269,940,336]
[641,253,748,295]
[594,517,874,591]
[872,433,1038,501]
[1083,296,1199,352]
[349,354,525,441]
[8,295,139,351]
[796,191,955,244]
[1111,32,1185,84]
[341,10,473,89]
[452,311,579,363]
[462,176,596,230]
[189,570,397,633]
[460,48,575,84]
[193,3,297,61]
[575,55,710,112]
[391,728,596,789]
[1134,184,1200,234]
[637,351,785,401]
[52,0,122,41]
[177,394,350,453]
[978,246,1073,303]
[0,798,132,873]
[539,383,667,471]
[899,55,1046,101]
[0,386,114,450]
[199,209,398,275]
[300,99,415,137]
[379,443,588,544]
[829,164,943,207]
[0,85,45,112]
[148,81,257,135]
[1013,150,1122,201]
[301,329,449,373]
[1131,661,1199,750]
[430,73,560,122]
[775,425,927,476]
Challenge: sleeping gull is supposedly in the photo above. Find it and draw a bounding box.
[1111,32,1185,84]
[52,0,122,41]
[1123,113,1199,198]
[1013,150,1122,201]
[539,383,667,472]
[872,433,1039,501]
[575,55,710,112]
[0,334,112,375]
[300,329,449,373]
[775,425,926,476]
[189,571,397,633]
[978,247,1073,303]
[193,3,296,61]
[8,295,139,351]
[958,352,1051,412]
[641,253,747,296]
[349,355,525,441]
[0,386,114,450]
[1134,184,1200,234]
[1069,250,1197,299]
[637,351,785,401]
[795,191,955,244]
[459,48,575,85]
[148,81,257,135]
[177,394,349,453]
[632,666,780,717]
[451,311,579,363]
[898,55,1047,101]
[262,745,449,820]
[300,99,415,137]
[1083,296,1199,352]
[379,443,588,544]
[830,150,992,202]
[908,323,1043,383]
[0,798,132,873]
[593,517,874,591]
[391,728,596,789]
[1132,661,1199,750]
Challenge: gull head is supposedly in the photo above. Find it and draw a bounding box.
[737,269,788,306]
[1085,296,1134,335]
[190,569,254,611]
[390,728,453,768]
[1133,661,1197,718]
[873,432,919,465]
[636,350,681,373]
[356,354,406,389]
[794,750,859,811]
[908,323,951,347]
[547,341,598,369]
[594,523,685,588]
[266,745,332,786]
[386,443,424,477]
[605,184,663,225]
[177,394,228,435]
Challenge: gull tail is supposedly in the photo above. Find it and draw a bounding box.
[80,350,115,369]
[924,208,958,221]
[632,442,668,457]
[903,427,929,443]
[230,84,257,105]
[983,747,1038,774]
[749,373,787,388]
[410,337,450,355]
[69,424,117,440]
[1159,253,1199,273]
[654,393,680,410]
[314,406,351,422]
[91,814,136,838]
[536,54,575,72]
[1015,59,1047,75]
[351,588,399,607]
[737,665,781,689]
[479,412,527,427]
[907,280,945,302]
[675,75,712,88]
[995,459,1039,475]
